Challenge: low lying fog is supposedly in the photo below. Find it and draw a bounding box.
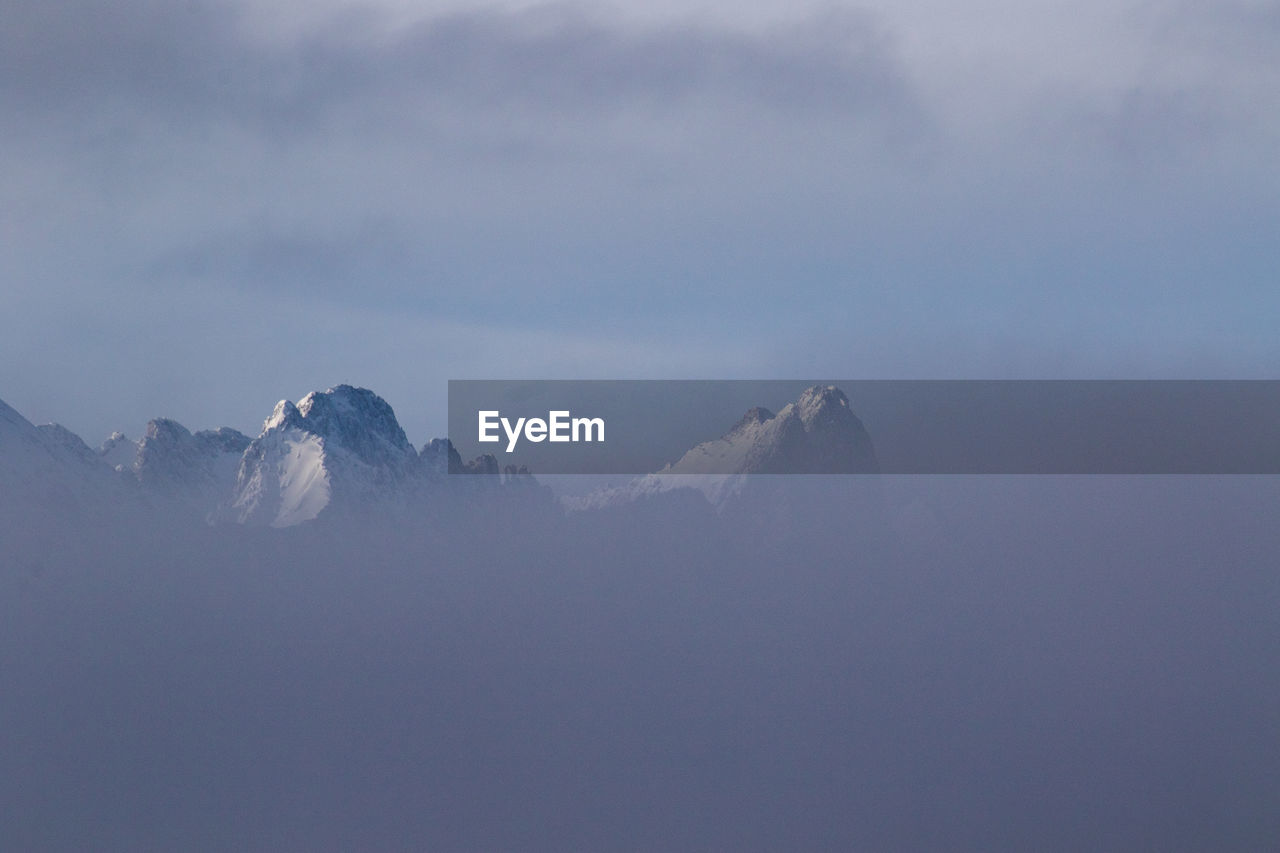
[3,476,1277,851]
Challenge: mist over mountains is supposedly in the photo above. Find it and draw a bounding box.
[3,383,1279,850]
[1,382,887,531]
[0,383,548,531]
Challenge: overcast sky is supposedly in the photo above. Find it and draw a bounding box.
[3,0,1277,444]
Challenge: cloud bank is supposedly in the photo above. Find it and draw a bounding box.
[2,0,1276,441]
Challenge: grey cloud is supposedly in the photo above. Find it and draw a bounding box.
[1027,85,1232,172]
[148,226,415,297]
[1103,1,1280,153]
[383,7,912,117]
[2,1,922,134]
[1144,0,1280,57]
[1,1,246,115]
[3,0,1278,441]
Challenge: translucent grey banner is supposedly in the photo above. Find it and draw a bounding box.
[447,380,1280,475]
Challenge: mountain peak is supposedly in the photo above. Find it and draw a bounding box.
[421,437,461,476]
[583,385,878,514]
[728,406,776,435]
[226,385,418,528]
[293,385,413,466]
[794,385,850,426]
[264,399,303,433]
[196,427,251,454]
[99,431,140,471]
[0,399,129,517]
[145,417,192,444]
[34,423,102,469]
[665,384,877,476]
[133,419,250,516]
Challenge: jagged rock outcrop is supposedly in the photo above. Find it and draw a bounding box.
[98,432,140,471]
[223,385,421,527]
[131,419,250,517]
[421,437,462,477]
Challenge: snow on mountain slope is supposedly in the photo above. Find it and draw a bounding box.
[575,385,878,512]
[228,414,330,528]
[35,423,104,470]
[127,419,251,518]
[0,397,131,519]
[0,398,61,489]
[98,432,140,471]
[1,399,105,484]
[665,385,877,476]
[3,386,550,530]
[223,386,420,527]
[193,427,254,489]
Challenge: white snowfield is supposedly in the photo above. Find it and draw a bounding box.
[227,424,331,528]
[222,387,422,527]
[273,434,330,528]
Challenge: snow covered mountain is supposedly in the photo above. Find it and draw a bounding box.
[3,384,879,529]
[221,385,422,527]
[135,421,249,486]
[130,419,250,517]
[0,397,130,521]
[1,382,887,536]
[664,385,877,476]
[98,432,140,471]
[577,385,878,511]
[0,385,547,530]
